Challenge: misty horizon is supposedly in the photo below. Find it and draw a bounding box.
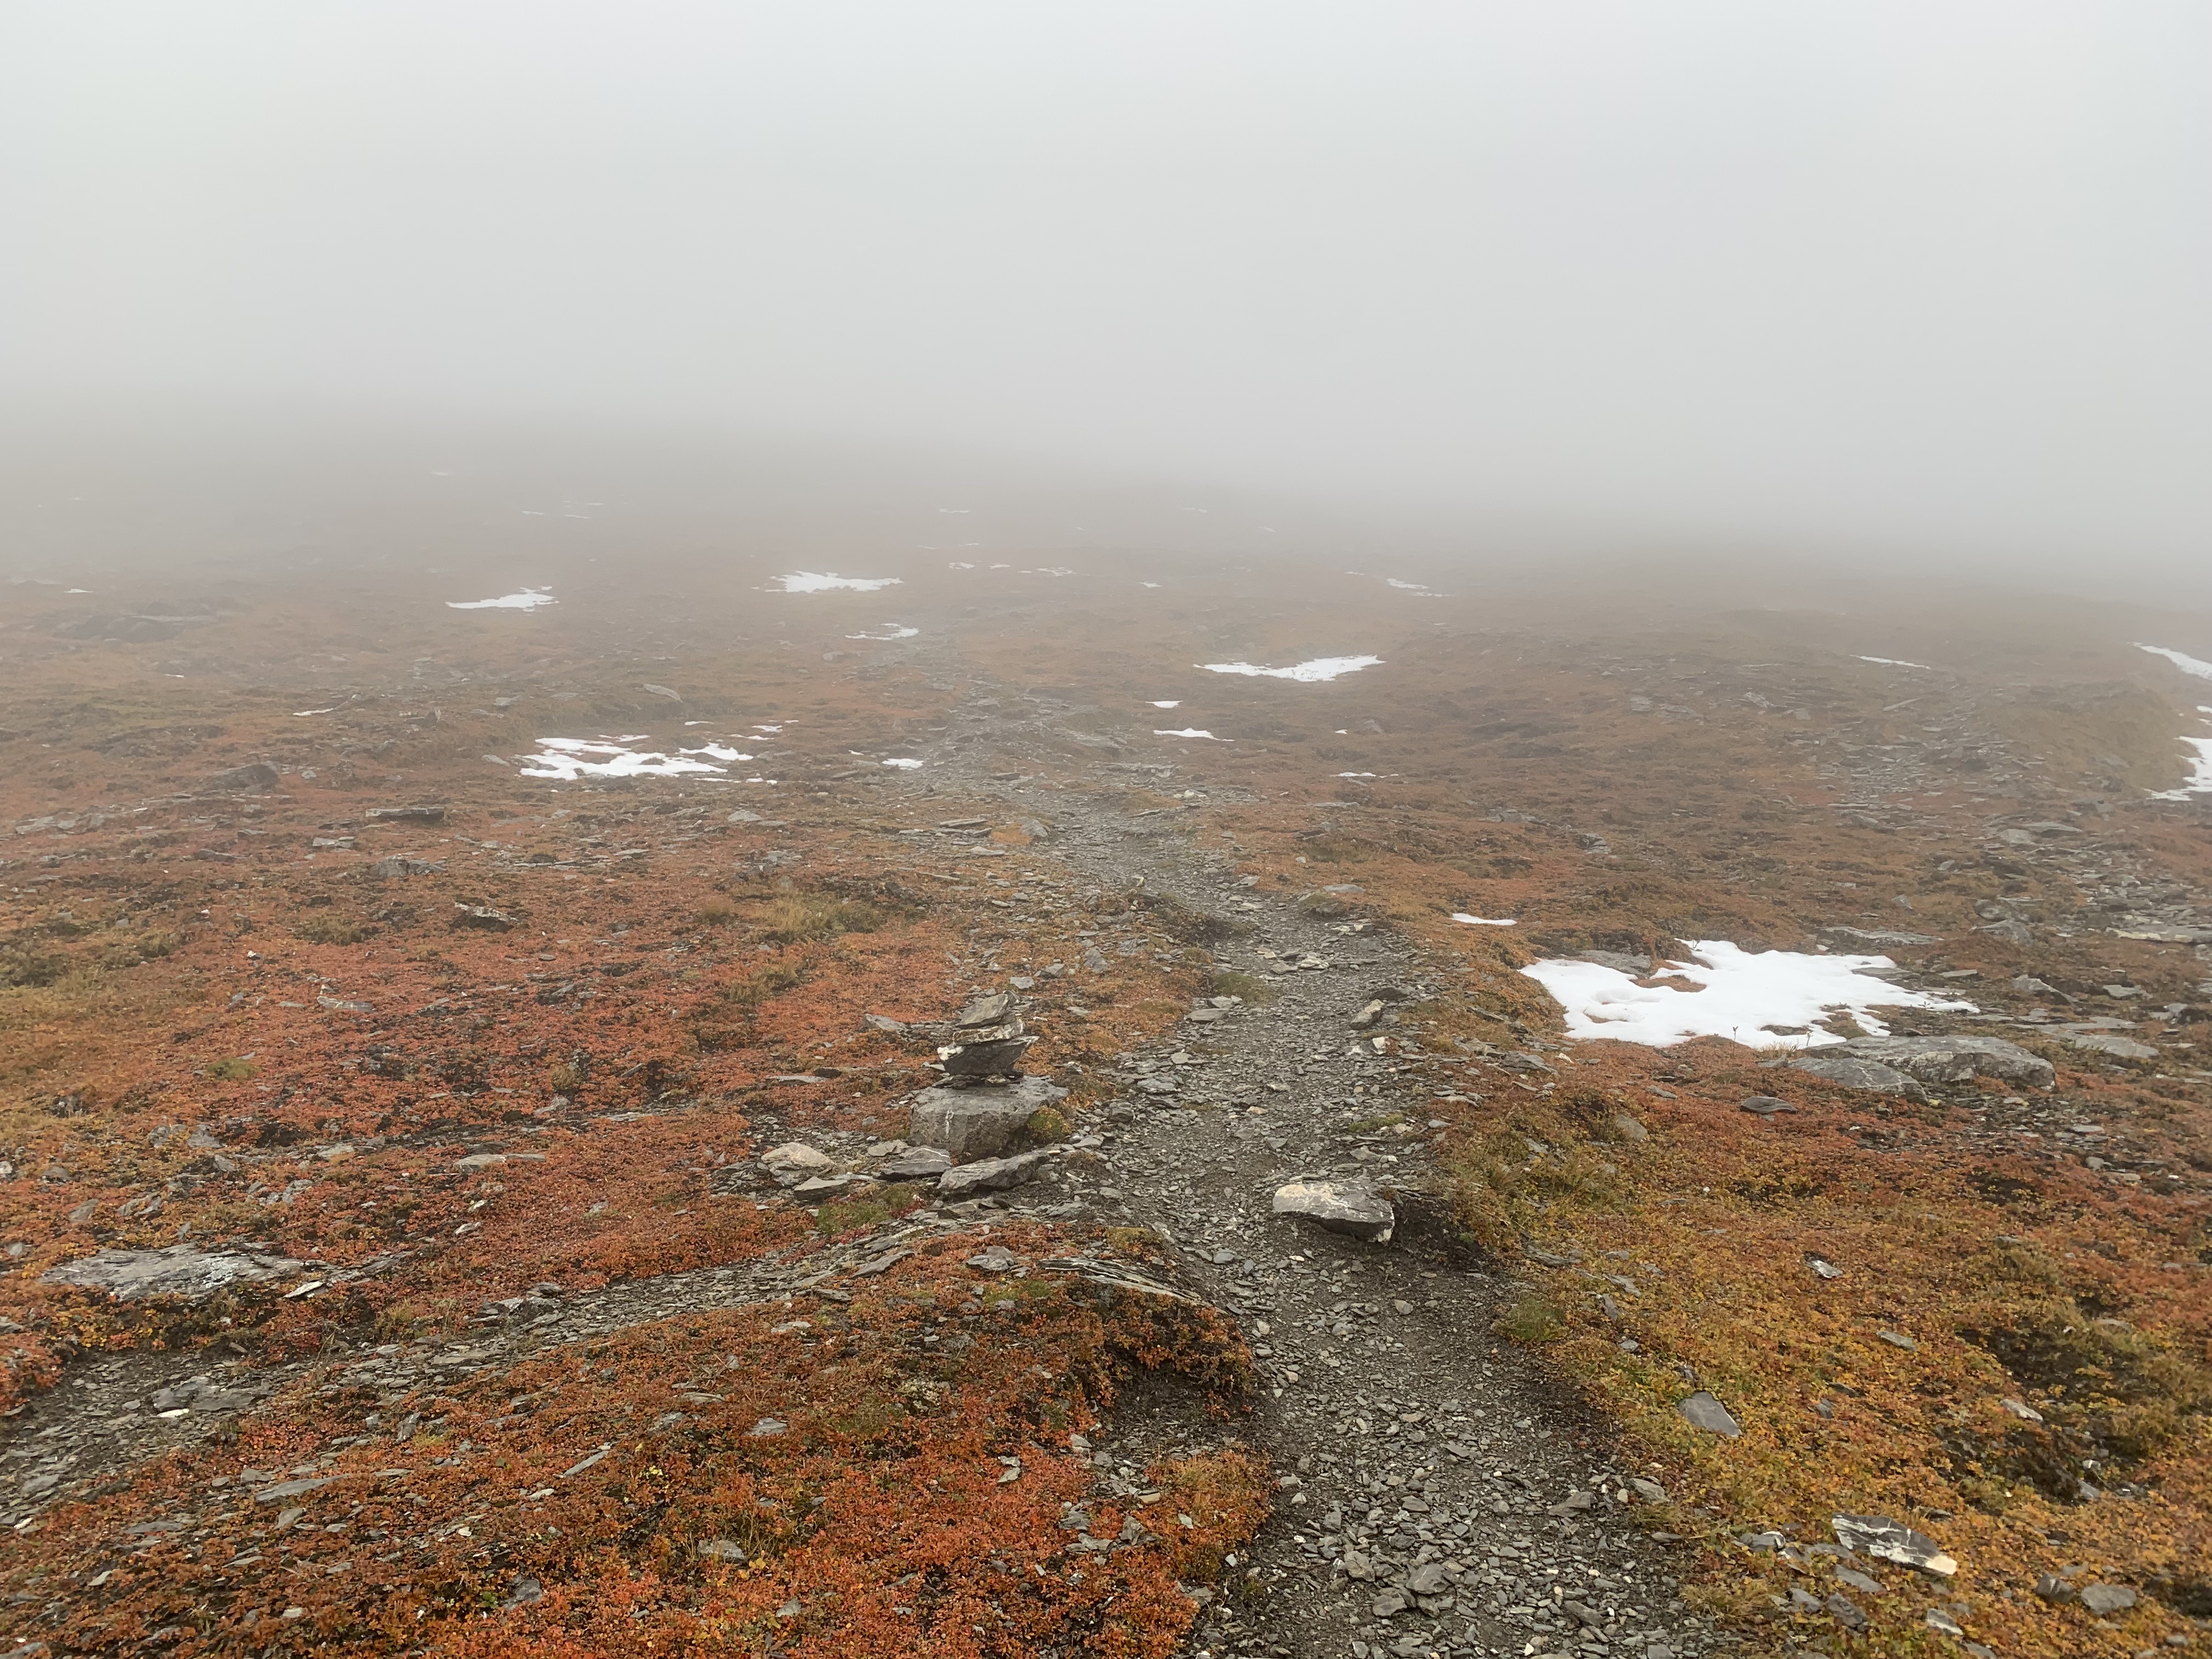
[6,3,2211,588]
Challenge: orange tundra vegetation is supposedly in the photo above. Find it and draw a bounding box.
[2,565,2209,1657]
[14,1228,1262,1656]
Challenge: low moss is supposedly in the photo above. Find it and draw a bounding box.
[295,913,368,945]
[1202,969,1276,1005]
[753,893,887,946]
[1498,1294,1566,1344]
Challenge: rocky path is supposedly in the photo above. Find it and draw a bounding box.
[924,717,1716,1659]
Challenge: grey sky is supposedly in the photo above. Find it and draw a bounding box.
[5,3,2208,572]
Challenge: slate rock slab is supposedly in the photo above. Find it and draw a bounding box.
[1837,1035,2054,1088]
[909,1076,1066,1159]
[1787,1053,1932,1101]
[877,1146,953,1181]
[938,1149,1052,1197]
[939,1035,1036,1077]
[1677,1391,1741,1437]
[1271,1179,1395,1243]
[1832,1514,1957,1577]
[204,761,280,793]
[43,1245,305,1303]
[2068,1032,2158,1061]
[760,1143,835,1186]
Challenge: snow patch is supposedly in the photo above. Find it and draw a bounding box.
[1200,655,1381,682]
[2149,712,2212,799]
[1857,655,1930,669]
[1451,913,1516,926]
[1154,728,1224,740]
[845,624,919,641]
[520,736,755,781]
[1150,700,1182,709]
[774,572,901,593]
[1521,941,1972,1049]
[449,588,555,611]
[881,757,924,770]
[2137,643,2212,680]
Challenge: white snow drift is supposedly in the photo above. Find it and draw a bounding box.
[2136,643,2212,680]
[1521,941,1972,1049]
[774,572,901,593]
[2135,649,2212,796]
[2150,718,2212,799]
[1200,656,1381,682]
[449,588,555,611]
[518,737,763,781]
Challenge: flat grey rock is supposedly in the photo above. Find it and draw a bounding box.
[1737,1095,1794,1115]
[1677,1391,1741,1436]
[1787,1053,1931,1099]
[938,1149,1052,1197]
[876,1146,953,1181]
[253,1475,337,1504]
[2068,1031,2157,1060]
[938,1035,1036,1076]
[1271,1179,1394,1243]
[1838,1034,2054,1088]
[760,1143,836,1186]
[791,1173,867,1195]
[1832,1514,1956,1577]
[955,992,1013,1028]
[204,761,280,793]
[2078,1583,2135,1615]
[909,1076,1066,1159]
[43,1245,305,1303]
[1820,926,1940,947]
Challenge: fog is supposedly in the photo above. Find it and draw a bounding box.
[5,3,2210,585]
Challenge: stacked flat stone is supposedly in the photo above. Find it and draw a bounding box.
[937,991,1036,1077]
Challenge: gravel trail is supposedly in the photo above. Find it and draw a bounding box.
[919,702,1717,1659]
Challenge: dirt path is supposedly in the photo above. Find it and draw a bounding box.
[917,701,1717,1659]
